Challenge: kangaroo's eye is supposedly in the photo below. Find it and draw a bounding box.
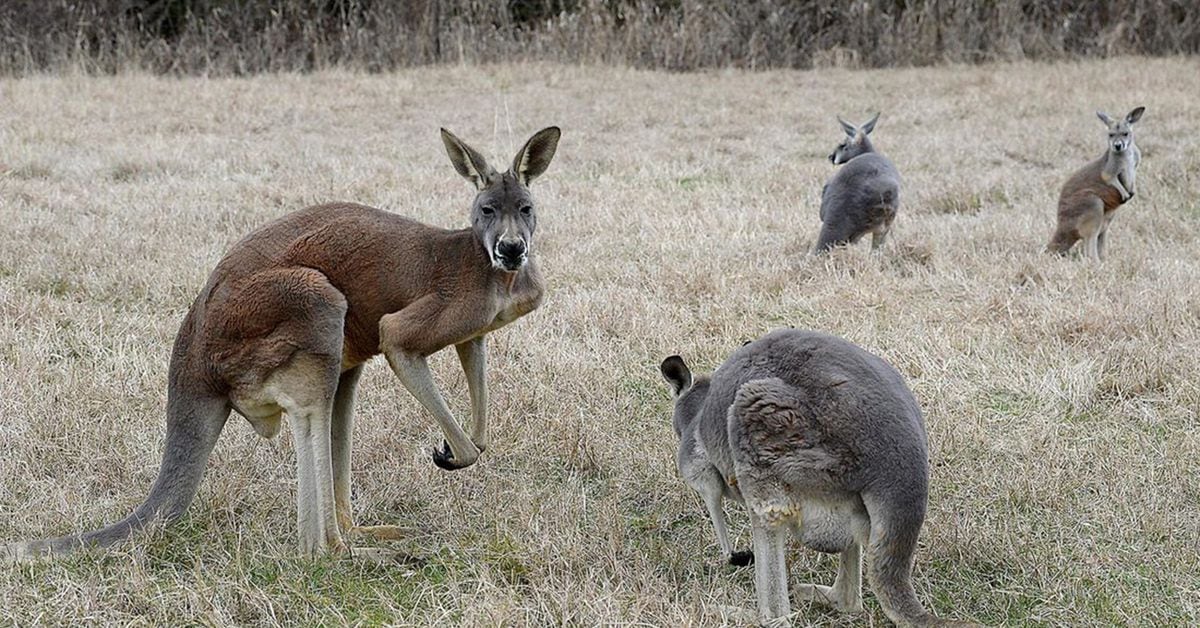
[480,206,496,216]
[520,205,532,215]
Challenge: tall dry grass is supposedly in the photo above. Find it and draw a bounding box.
[1,0,1199,75]
[1,58,1199,625]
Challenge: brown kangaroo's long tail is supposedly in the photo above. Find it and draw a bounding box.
[3,384,229,559]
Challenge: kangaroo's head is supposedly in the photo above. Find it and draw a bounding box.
[441,126,561,272]
[829,112,880,165]
[660,355,711,437]
[1097,107,1145,154]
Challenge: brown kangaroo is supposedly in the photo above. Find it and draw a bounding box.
[3,126,561,558]
[1047,107,1145,260]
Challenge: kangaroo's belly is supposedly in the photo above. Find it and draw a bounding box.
[796,496,867,554]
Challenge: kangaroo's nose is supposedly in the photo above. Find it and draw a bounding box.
[496,241,525,260]
[495,239,526,271]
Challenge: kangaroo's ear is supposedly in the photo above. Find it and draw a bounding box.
[660,355,693,396]
[1096,111,1115,126]
[441,128,499,190]
[1126,106,1145,124]
[860,112,880,135]
[511,126,561,186]
[837,116,857,137]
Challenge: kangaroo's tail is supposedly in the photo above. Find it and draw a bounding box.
[3,383,229,559]
[1045,229,1075,255]
[862,490,982,627]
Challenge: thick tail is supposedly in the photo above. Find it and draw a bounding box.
[1045,229,1075,255]
[3,387,228,559]
[862,491,947,628]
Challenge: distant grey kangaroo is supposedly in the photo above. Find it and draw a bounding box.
[661,329,974,627]
[815,113,902,253]
[1047,107,1145,260]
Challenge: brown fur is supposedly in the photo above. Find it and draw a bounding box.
[1047,157,1126,255]
[1047,106,1144,259]
[201,202,543,388]
[4,127,560,559]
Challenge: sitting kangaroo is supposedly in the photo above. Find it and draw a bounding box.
[3,126,560,558]
[815,113,902,253]
[1047,107,1145,260]
[661,329,972,627]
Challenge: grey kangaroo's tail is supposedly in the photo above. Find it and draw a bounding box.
[3,385,229,559]
[863,490,952,628]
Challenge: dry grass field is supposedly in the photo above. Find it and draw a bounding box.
[1,58,1199,626]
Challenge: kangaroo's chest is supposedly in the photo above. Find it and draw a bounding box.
[483,282,543,333]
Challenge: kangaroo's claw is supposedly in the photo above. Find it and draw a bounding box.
[729,550,754,567]
[432,440,476,470]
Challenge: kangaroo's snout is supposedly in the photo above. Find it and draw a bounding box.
[495,237,527,271]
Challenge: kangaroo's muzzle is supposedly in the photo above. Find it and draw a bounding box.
[494,237,527,271]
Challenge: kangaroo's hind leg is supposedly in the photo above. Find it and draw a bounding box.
[750,513,791,623]
[224,267,354,556]
[331,365,363,533]
[791,506,865,614]
[1076,197,1105,261]
[277,364,345,555]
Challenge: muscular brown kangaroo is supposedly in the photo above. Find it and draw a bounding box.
[3,126,561,558]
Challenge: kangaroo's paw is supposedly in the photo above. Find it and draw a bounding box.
[729,550,754,567]
[432,440,478,470]
[350,525,412,541]
[795,583,863,614]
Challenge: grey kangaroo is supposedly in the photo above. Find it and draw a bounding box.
[1047,107,1145,260]
[815,113,902,253]
[661,329,974,627]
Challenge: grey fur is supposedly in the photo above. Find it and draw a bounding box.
[816,113,902,253]
[662,329,974,627]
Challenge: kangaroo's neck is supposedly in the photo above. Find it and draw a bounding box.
[1104,144,1137,169]
[426,228,543,296]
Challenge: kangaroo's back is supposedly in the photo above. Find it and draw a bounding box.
[1058,156,1123,215]
[824,153,901,213]
[714,329,927,489]
[196,202,489,367]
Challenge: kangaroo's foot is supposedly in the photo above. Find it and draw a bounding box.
[729,550,754,567]
[795,583,864,614]
[432,439,479,470]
